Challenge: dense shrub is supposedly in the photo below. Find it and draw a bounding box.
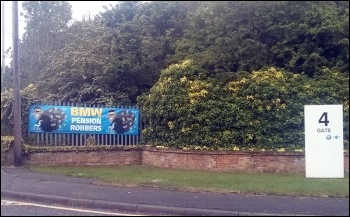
[227,67,349,151]
[139,61,349,151]
[139,60,234,149]
[2,63,348,151]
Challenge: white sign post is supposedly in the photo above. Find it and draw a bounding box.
[304,105,344,178]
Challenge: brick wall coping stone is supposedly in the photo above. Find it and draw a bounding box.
[142,146,349,156]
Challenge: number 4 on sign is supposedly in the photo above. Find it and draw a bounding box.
[318,112,329,126]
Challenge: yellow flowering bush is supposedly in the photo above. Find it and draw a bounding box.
[139,62,349,151]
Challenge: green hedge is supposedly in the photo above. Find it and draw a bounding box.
[2,62,349,151]
[139,61,349,151]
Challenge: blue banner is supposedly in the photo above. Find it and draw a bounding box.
[28,105,139,135]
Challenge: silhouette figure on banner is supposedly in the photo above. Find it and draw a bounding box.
[33,106,66,132]
[107,109,136,133]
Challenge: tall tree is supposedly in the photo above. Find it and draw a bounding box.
[97,1,194,103]
[19,1,72,87]
[172,1,349,77]
[35,19,133,105]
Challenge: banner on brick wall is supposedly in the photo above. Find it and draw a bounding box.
[28,104,139,135]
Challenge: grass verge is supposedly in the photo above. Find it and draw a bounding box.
[29,165,349,198]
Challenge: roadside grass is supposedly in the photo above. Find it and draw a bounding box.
[28,165,349,198]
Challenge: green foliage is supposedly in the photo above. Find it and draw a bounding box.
[4,1,347,105]
[173,1,349,77]
[1,65,12,91]
[20,1,72,87]
[12,1,193,105]
[22,144,141,156]
[1,84,41,137]
[34,19,133,105]
[228,67,349,150]
[140,63,349,151]
[139,60,237,149]
[98,1,193,103]
[1,136,15,153]
[1,1,349,152]
[267,1,349,76]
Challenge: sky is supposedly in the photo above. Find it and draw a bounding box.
[1,1,118,66]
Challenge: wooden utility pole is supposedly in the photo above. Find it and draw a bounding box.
[13,1,22,166]
[1,2,5,85]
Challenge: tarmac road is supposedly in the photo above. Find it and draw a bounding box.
[1,167,349,216]
[1,198,148,216]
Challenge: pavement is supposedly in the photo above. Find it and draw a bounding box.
[1,167,349,216]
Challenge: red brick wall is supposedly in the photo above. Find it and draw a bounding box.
[142,148,350,174]
[5,146,349,174]
[24,150,142,166]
